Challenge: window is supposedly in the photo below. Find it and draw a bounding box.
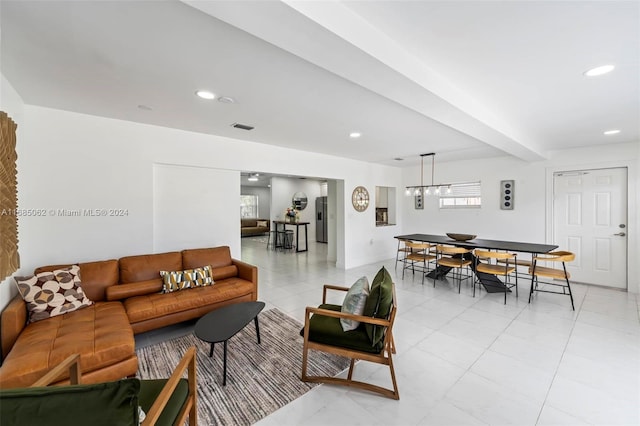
[240,195,258,218]
[439,181,481,209]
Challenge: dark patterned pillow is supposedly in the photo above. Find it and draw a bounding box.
[14,265,93,323]
[160,265,214,293]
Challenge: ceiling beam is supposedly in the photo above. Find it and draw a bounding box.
[183,0,545,161]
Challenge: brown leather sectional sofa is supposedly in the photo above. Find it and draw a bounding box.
[0,246,257,389]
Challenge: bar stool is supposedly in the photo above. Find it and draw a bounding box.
[283,230,295,251]
[266,230,278,250]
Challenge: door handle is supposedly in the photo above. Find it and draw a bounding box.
[613,232,626,236]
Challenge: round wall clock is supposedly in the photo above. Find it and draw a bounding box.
[352,186,370,212]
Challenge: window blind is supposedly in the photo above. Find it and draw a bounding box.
[439,181,481,198]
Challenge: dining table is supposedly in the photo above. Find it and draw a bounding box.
[395,234,558,293]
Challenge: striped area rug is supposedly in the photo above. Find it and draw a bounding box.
[136,308,349,425]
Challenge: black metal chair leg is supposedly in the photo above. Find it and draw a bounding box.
[254,315,261,344]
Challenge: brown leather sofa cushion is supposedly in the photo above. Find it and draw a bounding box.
[182,246,232,269]
[211,265,238,281]
[35,260,119,302]
[119,252,182,283]
[0,302,135,389]
[105,279,163,301]
[124,278,254,324]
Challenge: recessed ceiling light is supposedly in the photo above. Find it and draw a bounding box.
[196,90,215,100]
[349,132,361,138]
[603,129,621,135]
[584,65,615,77]
[218,96,235,104]
[248,174,259,182]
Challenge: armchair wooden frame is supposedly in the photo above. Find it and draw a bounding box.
[301,284,399,400]
[30,347,198,426]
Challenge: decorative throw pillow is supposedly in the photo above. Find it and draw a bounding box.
[340,276,370,332]
[256,220,268,227]
[160,265,214,293]
[14,265,93,323]
[362,266,394,346]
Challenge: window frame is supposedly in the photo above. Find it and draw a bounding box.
[240,194,259,218]
[438,181,482,209]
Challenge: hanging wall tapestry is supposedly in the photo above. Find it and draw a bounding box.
[0,111,19,281]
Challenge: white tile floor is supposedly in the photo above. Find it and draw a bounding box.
[139,237,640,425]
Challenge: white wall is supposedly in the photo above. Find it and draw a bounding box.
[8,105,401,312]
[240,185,271,220]
[153,164,240,253]
[0,75,25,310]
[401,142,640,293]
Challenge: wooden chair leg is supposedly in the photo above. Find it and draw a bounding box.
[347,359,355,380]
[301,340,310,381]
[387,350,400,400]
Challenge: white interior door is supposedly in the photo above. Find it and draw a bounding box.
[553,168,628,289]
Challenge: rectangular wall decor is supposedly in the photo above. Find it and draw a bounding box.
[0,111,20,281]
[499,180,514,210]
[415,193,424,209]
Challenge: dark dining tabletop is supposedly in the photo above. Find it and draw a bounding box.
[395,234,558,254]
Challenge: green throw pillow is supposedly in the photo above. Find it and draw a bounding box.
[362,266,394,346]
[0,378,140,426]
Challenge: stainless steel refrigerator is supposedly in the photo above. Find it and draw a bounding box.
[316,196,328,243]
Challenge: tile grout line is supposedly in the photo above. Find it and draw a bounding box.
[533,285,588,425]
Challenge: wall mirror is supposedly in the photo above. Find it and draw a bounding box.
[292,192,308,210]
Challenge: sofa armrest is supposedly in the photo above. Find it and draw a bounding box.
[232,258,257,285]
[106,280,163,301]
[1,295,27,360]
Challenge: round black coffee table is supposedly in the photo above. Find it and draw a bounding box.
[194,301,265,385]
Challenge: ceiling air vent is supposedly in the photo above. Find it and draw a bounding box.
[231,123,254,131]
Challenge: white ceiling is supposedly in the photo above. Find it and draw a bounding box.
[1,1,637,167]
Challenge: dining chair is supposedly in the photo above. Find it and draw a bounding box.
[395,238,412,270]
[435,245,472,293]
[528,250,575,310]
[402,241,436,285]
[473,249,518,304]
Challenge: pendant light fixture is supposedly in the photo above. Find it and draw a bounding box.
[405,153,452,196]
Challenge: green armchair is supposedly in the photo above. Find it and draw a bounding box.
[301,267,399,399]
[0,347,197,426]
